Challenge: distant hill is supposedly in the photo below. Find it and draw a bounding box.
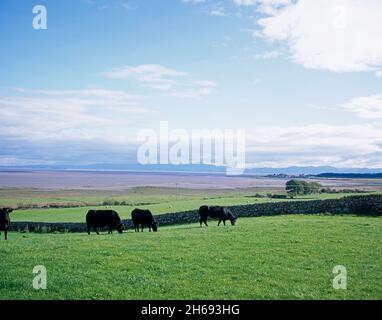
[1,163,382,176]
[244,166,382,175]
[315,173,382,179]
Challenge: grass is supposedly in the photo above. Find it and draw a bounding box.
[0,187,280,208]
[10,196,278,222]
[0,215,381,300]
[7,188,375,223]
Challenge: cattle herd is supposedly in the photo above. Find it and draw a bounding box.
[0,205,238,240]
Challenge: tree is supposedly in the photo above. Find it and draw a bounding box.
[286,180,322,196]
[300,181,311,195]
[309,182,322,194]
[286,180,304,197]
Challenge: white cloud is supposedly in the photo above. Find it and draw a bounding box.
[234,0,290,6]
[169,83,216,99]
[254,0,382,73]
[234,0,289,4]
[244,123,382,168]
[192,80,218,87]
[100,65,189,90]
[233,0,255,5]
[182,0,205,4]
[169,80,217,99]
[82,0,137,12]
[0,88,156,144]
[256,50,281,59]
[211,5,227,16]
[234,0,291,14]
[13,88,145,105]
[0,157,55,166]
[1,89,382,168]
[101,64,217,99]
[342,94,382,119]
[182,0,228,18]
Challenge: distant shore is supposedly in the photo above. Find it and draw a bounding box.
[1,169,381,191]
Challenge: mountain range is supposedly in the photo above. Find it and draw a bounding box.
[1,163,381,176]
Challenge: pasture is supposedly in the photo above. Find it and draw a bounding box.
[2,186,373,223]
[1,215,381,300]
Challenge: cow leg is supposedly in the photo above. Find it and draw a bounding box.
[95,227,99,235]
[149,226,151,232]
[4,230,7,240]
[218,219,222,226]
[223,220,226,226]
[204,220,208,227]
[141,225,144,232]
[87,225,91,235]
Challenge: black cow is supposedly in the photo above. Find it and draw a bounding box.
[199,206,237,227]
[0,208,13,240]
[86,210,124,235]
[131,209,158,232]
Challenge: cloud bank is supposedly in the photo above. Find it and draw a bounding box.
[2,87,382,168]
[239,0,382,74]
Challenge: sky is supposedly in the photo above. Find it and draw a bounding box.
[0,0,382,169]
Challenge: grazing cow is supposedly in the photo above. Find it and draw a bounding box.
[0,208,13,240]
[199,206,237,227]
[131,209,158,232]
[86,210,124,235]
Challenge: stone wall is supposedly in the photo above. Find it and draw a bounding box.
[230,194,382,218]
[10,221,87,233]
[10,194,382,233]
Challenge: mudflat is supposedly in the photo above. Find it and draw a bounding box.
[0,170,380,190]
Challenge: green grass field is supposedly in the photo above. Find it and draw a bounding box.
[1,215,381,300]
[11,196,284,222]
[0,187,275,208]
[6,188,373,223]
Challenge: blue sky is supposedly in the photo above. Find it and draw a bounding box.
[1,0,382,169]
